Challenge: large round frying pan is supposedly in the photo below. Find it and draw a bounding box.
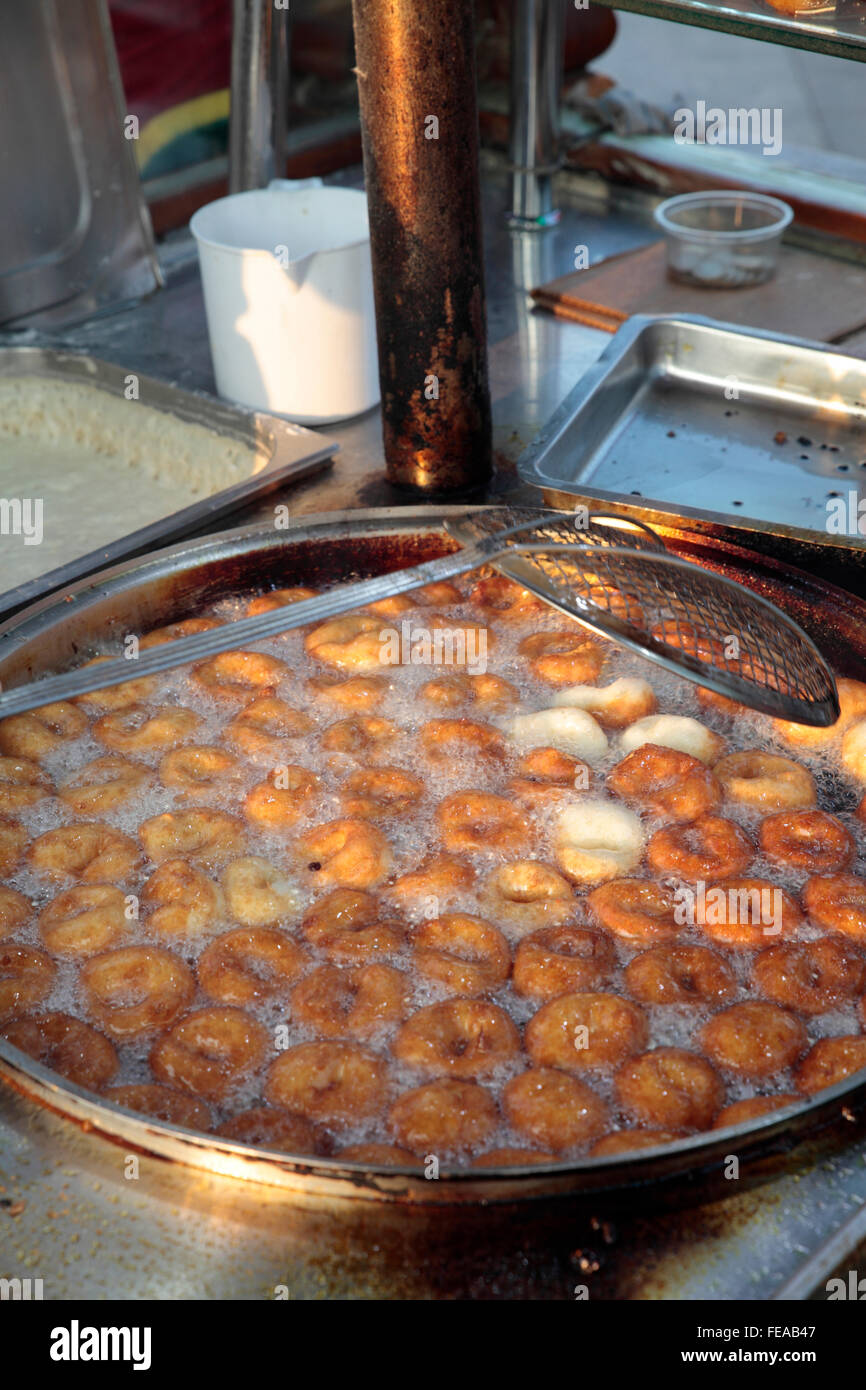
[2,506,865,1209]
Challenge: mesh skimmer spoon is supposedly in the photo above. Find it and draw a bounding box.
[0,506,839,726]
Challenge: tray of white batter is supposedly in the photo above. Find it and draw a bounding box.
[0,347,338,617]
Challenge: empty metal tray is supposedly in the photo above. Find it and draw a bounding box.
[519,314,866,553]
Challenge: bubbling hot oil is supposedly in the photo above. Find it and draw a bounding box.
[1,572,864,1164]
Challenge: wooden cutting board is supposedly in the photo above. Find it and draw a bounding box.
[531,240,866,345]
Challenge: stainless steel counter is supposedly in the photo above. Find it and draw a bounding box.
[1,157,864,1301]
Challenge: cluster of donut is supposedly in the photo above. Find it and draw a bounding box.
[1,571,866,1169]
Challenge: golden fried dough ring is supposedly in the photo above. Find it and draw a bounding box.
[82,945,194,1038]
[159,745,244,797]
[388,855,475,906]
[58,755,149,816]
[39,884,128,957]
[608,745,721,823]
[221,856,301,926]
[139,618,221,649]
[151,1006,269,1101]
[615,1047,725,1129]
[420,673,518,711]
[760,810,854,874]
[590,1129,680,1157]
[226,697,315,762]
[0,887,31,941]
[525,991,648,1072]
[411,914,510,996]
[265,1040,389,1125]
[339,767,424,819]
[215,1106,321,1154]
[0,756,52,814]
[421,718,503,760]
[508,747,593,805]
[503,1068,608,1151]
[305,615,383,672]
[518,631,604,685]
[481,861,576,933]
[712,1095,799,1129]
[470,573,548,621]
[74,658,159,711]
[320,715,398,758]
[513,925,615,1000]
[436,792,531,856]
[94,704,202,756]
[246,587,318,616]
[414,581,464,606]
[698,1002,806,1079]
[198,927,308,1005]
[243,766,320,832]
[301,888,405,962]
[393,999,520,1077]
[141,859,226,939]
[365,594,417,617]
[588,879,680,944]
[4,1012,117,1089]
[0,819,26,874]
[624,945,735,1006]
[714,751,815,812]
[795,1036,866,1095]
[105,1083,211,1129]
[290,963,410,1039]
[803,872,866,939]
[517,747,586,784]
[307,674,387,711]
[646,815,754,881]
[193,651,289,700]
[297,818,393,889]
[28,823,139,883]
[139,808,247,866]
[0,701,87,760]
[0,945,56,1019]
[752,938,865,1015]
[388,1078,498,1155]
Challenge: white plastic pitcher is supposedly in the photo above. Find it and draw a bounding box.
[190,179,379,425]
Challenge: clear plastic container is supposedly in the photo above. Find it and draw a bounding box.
[654,190,794,288]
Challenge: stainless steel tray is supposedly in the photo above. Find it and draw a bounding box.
[519,313,866,554]
[0,347,337,618]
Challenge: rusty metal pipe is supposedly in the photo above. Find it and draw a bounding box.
[350,0,492,494]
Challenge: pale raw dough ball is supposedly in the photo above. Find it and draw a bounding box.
[550,677,657,729]
[509,707,608,762]
[554,800,645,885]
[619,714,724,765]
